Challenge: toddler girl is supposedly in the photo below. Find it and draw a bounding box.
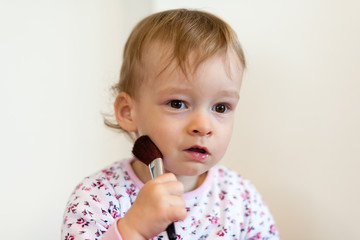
[62,8,280,240]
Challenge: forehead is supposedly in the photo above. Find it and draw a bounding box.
[140,40,243,84]
[136,44,243,103]
[140,41,175,80]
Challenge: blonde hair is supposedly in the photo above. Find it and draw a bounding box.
[104,8,246,132]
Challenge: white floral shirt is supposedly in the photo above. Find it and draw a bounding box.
[62,159,280,240]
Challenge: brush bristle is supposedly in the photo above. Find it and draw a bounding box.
[132,135,163,165]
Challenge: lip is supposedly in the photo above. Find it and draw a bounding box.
[184,145,210,161]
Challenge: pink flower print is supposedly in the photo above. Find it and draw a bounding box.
[217,230,225,236]
[269,224,277,235]
[218,168,225,177]
[101,209,108,215]
[104,223,110,229]
[91,195,101,203]
[216,228,227,237]
[76,182,83,190]
[240,180,244,186]
[126,186,136,197]
[76,218,88,228]
[209,216,219,224]
[84,187,91,191]
[76,217,84,224]
[248,232,261,240]
[111,210,119,218]
[65,233,75,240]
[245,207,251,217]
[219,191,226,200]
[191,217,201,227]
[92,179,105,189]
[67,203,78,214]
[102,168,114,180]
[241,190,250,200]
[247,226,254,234]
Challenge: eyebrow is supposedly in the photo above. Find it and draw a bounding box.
[156,86,191,95]
[157,86,240,99]
[215,89,240,99]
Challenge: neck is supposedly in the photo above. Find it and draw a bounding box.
[131,159,207,192]
[176,172,207,192]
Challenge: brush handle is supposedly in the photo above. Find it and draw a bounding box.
[148,158,164,179]
[148,158,177,240]
[166,223,177,240]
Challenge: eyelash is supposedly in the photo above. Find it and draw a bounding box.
[167,100,231,113]
[168,100,187,109]
[212,103,231,113]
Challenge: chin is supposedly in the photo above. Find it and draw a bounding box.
[171,163,210,177]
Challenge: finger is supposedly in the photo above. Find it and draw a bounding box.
[167,205,187,222]
[165,195,186,208]
[162,180,184,196]
[153,173,177,183]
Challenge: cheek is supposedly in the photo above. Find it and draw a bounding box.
[133,104,161,135]
[151,121,182,144]
[215,120,234,150]
[136,116,183,151]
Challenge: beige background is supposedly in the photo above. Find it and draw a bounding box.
[1,0,359,239]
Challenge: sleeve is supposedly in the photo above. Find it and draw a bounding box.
[243,182,280,240]
[61,176,124,240]
[100,218,123,240]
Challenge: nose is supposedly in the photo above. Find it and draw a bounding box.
[187,111,213,137]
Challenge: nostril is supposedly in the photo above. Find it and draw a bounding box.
[192,129,212,136]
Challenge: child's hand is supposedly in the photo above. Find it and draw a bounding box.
[117,173,186,240]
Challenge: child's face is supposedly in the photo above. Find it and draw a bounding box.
[132,46,243,177]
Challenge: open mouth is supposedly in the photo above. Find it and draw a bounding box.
[184,146,210,161]
[185,145,210,155]
[187,147,208,154]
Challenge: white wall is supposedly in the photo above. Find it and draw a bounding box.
[1,0,359,239]
[0,1,150,239]
[153,0,360,239]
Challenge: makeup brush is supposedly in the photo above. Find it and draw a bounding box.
[132,135,177,240]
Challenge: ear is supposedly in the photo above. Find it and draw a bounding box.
[114,92,137,132]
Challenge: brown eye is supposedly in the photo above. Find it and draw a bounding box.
[213,104,229,113]
[169,100,185,109]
